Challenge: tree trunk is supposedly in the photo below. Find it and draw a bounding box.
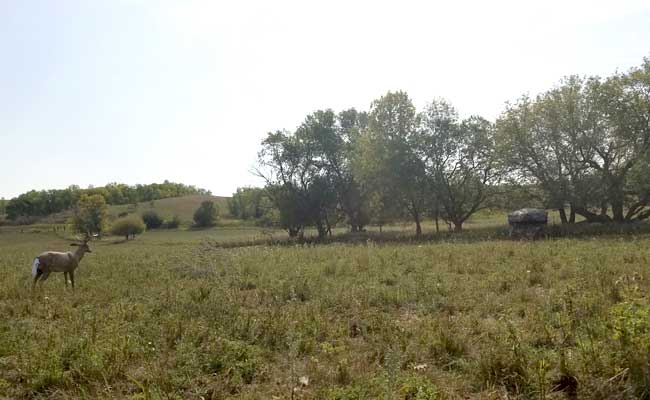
[414,212,422,236]
[434,209,440,233]
[317,226,327,239]
[612,201,624,223]
[453,221,463,232]
[325,217,332,237]
[569,205,576,224]
[573,206,611,223]
[600,202,608,216]
[558,208,568,224]
[379,224,383,233]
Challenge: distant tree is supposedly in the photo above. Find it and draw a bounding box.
[70,194,108,235]
[257,123,339,238]
[110,216,145,240]
[355,91,428,235]
[418,100,500,231]
[3,181,210,223]
[265,184,309,237]
[0,197,6,216]
[142,210,164,229]
[193,201,219,227]
[229,187,267,219]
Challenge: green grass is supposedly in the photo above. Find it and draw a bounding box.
[1,222,650,399]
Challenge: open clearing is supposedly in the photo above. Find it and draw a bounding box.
[1,224,649,399]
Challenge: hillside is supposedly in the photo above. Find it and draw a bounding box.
[108,194,230,223]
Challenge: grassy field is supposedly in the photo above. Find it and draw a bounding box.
[108,195,231,225]
[22,195,231,226]
[1,221,650,399]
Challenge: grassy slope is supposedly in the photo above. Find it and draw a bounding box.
[31,195,231,225]
[108,194,231,223]
[1,225,650,398]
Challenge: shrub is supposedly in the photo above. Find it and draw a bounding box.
[193,201,219,227]
[142,210,163,229]
[110,216,145,240]
[164,214,181,229]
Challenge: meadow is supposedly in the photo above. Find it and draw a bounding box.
[1,219,650,399]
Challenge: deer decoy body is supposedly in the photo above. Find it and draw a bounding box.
[32,234,96,289]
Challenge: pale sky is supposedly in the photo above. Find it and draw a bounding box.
[1,0,649,199]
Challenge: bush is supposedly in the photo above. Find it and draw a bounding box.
[110,216,145,240]
[164,214,181,229]
[193,201,219,227]
[142,210,163,229]
[70,194,108,235]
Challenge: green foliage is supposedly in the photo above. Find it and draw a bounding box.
[110,215,146,240]
[258,108,371,236]
[418,101,500,231]
[141,210,163,229]
[193,200,219,227]
[228,187,276,224]
[5,181,210,221]
[70,194,108,235]
[201,339,262,387]
[164,214,181,229]
[496,58,650,223]
[326,385,370,400]
[399,375,438,400]
[355,91,428,235]
[608,297,650,395]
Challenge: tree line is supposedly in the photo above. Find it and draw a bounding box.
[3,181,211,221]
[245,57,649,238]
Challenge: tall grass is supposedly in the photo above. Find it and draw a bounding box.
[1,228,649,398]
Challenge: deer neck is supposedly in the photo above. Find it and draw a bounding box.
[72,247,87,264]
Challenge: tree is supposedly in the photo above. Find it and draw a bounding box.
[355,91,428,235]
[300,108,371,232]
[193,200,219,227]
[497,58,650,223]
[142,210,164,229]
[257,120,340,238]
[0,197,6,216]
[496,77,604,223]
[110,216,145,240]
[228,187,275,221]
[418,100,500,231]
[575,61,650,222]
[70,194,108,235]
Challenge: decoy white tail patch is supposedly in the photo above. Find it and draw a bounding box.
[32,258,40,277]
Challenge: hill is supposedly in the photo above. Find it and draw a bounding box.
[108,194,230,224]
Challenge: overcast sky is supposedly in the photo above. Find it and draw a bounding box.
[1,0,649,199]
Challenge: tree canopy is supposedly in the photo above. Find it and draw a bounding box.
[253,56,650,237]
